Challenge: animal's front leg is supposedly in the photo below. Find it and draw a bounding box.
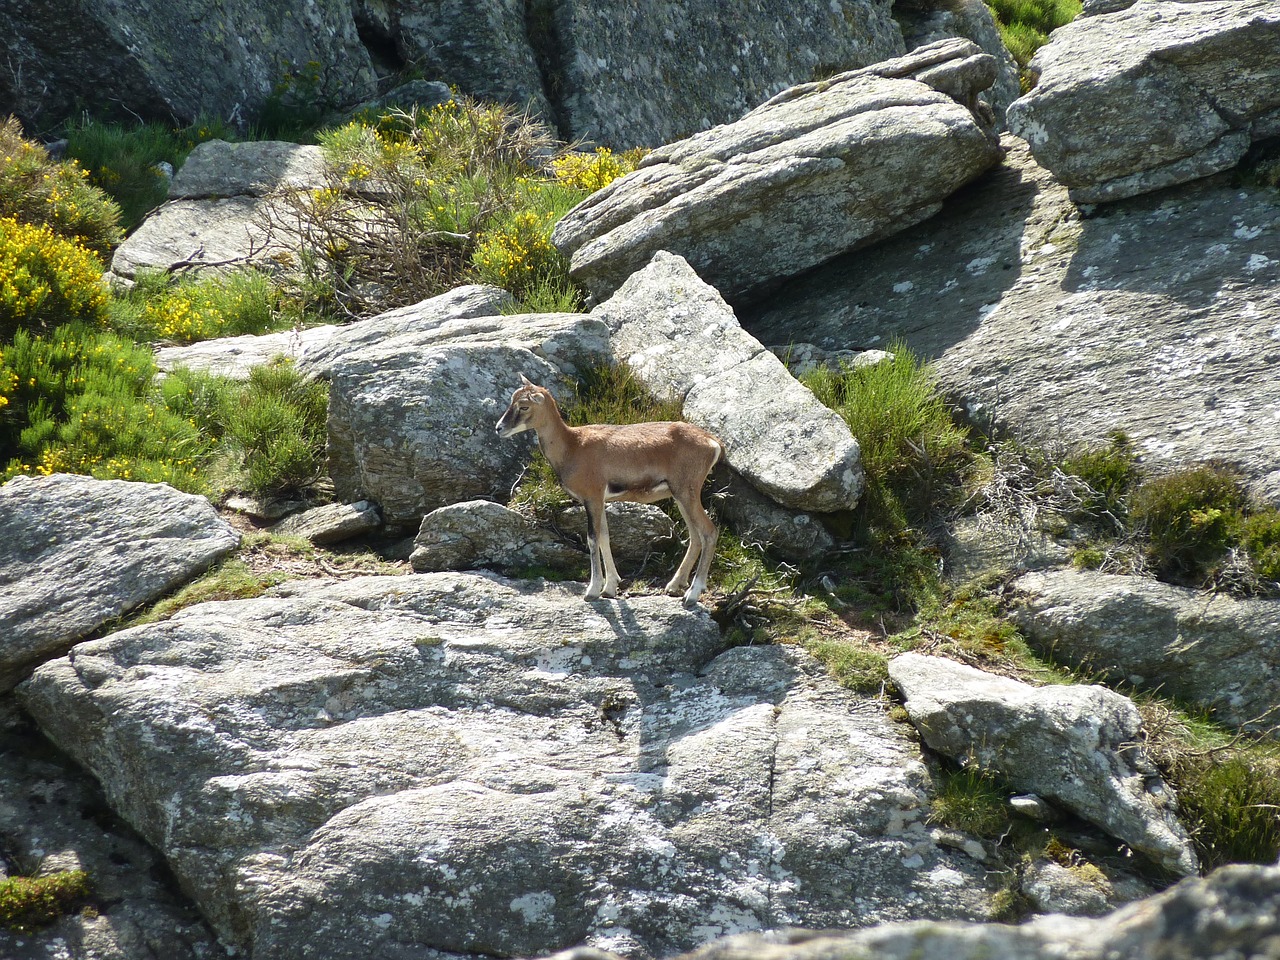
[583,499,607,601]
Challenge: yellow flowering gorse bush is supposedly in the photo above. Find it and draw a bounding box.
[0,216,108,339]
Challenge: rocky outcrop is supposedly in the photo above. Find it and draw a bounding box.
[410,500,584,572]
[591,862,1280,960]
[109,139,330,282]
[1010,568,1280,736]
[744,136,1280,506]
[325,312,611,528]
[0,474,239,692]
[593,253,863,515]
[1006,0,1280,202]
[19,573,996,959]
[0,0,376,128]
[552,40,1004,305]
[155,284,512,380]
[887,653,1199,877]
[271,499,381,545]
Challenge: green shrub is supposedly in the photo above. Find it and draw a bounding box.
[1128,464,1245,584]
[0,217,108,339]
[985,0,1081,85]
[1178,751,1280,869]
[216,360,329,497]
[0,323,209,490]
[0,869,90,933]
[0,116,122,257]
[107,269,292,343]
[549,146,646,192]
[1062,431,1139,522]
[929,765,1010,838]
[1240,509,1280,584]
[802,346,971,537]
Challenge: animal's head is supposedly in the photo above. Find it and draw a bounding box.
[495,374,552,437]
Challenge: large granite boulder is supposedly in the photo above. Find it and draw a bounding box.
[0,0,375,128]
[888,653,1199,877]
[744,136,1280,506]
[19,573,996,959]
[1006,0,1280,202]
[593,253,863,515]
[552,39,1004,305]
[0,474,239,692]
[1011,568,1280,737]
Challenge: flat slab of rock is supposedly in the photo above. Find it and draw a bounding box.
[169,139,327,199]
[0,474,239,692]
[745,136,1280,505]
[271,500,380,545]
[20,573,994,960]
[593,253,863,514]
[1011,568,1280,736]
[553,40,1003,304]
[410,500,583,572]
[888,652,1198,877]
[1007,0,1280,202]
[155,285,512,381]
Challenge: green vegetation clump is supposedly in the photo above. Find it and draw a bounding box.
[0,116,122,257]
[0,217,109,339]
[1061,431,1139,524]
[107,270,295,343]
[0,869,91,933]
[928,765,1011,838]
[985,0,1082,84]
[1128,464,1246,585]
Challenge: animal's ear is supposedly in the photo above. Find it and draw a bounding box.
[530,390,545,404]
[519,373,535,388]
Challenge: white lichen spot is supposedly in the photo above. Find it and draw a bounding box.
[510,891,557,924]
[965,255,997,276]
[927,865,971,887]
[892,280,914,294]
[1245,254,1275,273]
[1234,224,1263,240]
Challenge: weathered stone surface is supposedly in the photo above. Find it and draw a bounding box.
[1010,568,1280,736]
[612,863,1280,960]
[552,502,679,566]
[1006,0,1280,202]
[20,573,995,960]
[0,474,239,692]
[553,40,1003,304]
[155,285,512,380]
[543,0,904,147]
[593,253,863,514]
[325,312,610,529]
[0,0,375,128]
[887,652,1198,876]
[271,500,381,545]
[169,140,328,199]
[0,699,220,960]
[410,500,583,572]
[744,136,1280,505]
[710,469,837,563]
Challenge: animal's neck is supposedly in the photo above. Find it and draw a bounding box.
[533,400,578,471]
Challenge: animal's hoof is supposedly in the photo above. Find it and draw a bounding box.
[584,590,602,602]
[682,591,702,609]
[665,580,688,597]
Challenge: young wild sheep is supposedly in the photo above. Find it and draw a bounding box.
[495,374,722,606]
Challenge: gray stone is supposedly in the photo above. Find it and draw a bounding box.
[1006,0,1280,202]
[553,40,1003,304]
[1011,568,1280,737]
[646,863,1280,960]
[169,140,328,199]
[271,500,381,545]
[19,573,995,959]
[593,253,863,514]
[887,652,1198,876]
[0,0,375,128]
[1020,861,1113,917]
[552,501,679,566]
[743,136,1280,505]
[0,474,239,692]
[155,285,512,381]
[410,500,583,572]
[710,469,837,563]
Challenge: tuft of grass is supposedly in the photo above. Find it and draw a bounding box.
[929,765,1011,838]
[986,0,1082,73]
[1061,431,1139,525]
[132,557,285,624]
[0,870,91,933]
[802,633,891,694]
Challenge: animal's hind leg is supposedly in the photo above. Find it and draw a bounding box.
[665,499,702,597]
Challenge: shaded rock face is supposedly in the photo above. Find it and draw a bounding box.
[0,0,376,128]
[1011,568,1280,737]
[625,863,1280,960]
[410,499,585,572]
[1006,0,1280,202]
[0,474,239,692]
[19,573,995,960]
[552,40,1004,305]
[888,653,1199,877]
[592,253,863,515]
[744,136,1280,505]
